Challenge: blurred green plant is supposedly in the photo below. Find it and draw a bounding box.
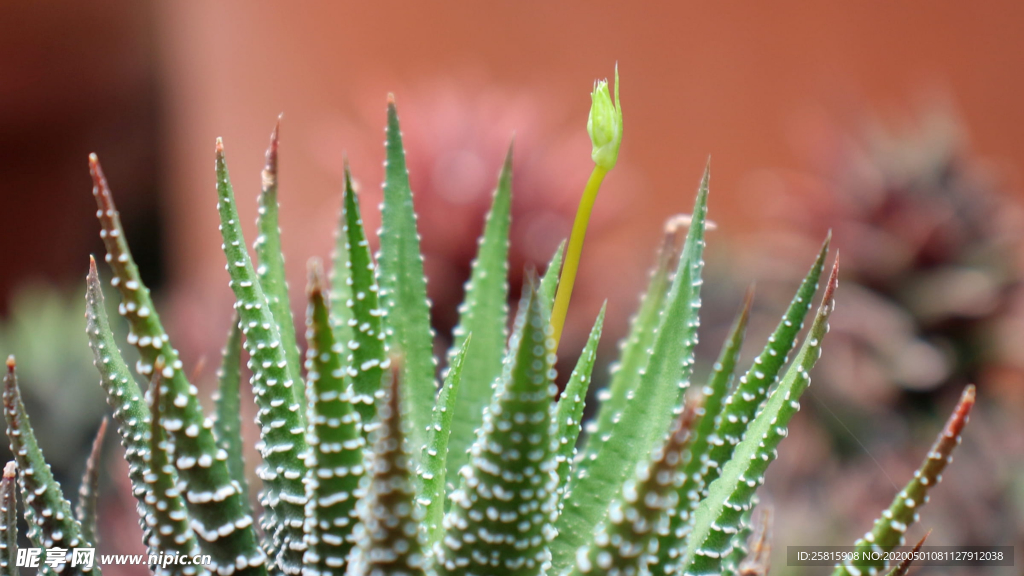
[0,285,110,471]
[754,105,1023,401]
[0,70,976,576]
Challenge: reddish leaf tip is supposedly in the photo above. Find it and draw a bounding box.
[265,119,280,180]
[741,283,756,316]
[90,417,109,457]
[307,257,325,297]
[88,156,117,216]
[946,385,976,439]
[88,154,106,185]
[822,255,840,307]
[2,461,14,479]
[889,530,931,576]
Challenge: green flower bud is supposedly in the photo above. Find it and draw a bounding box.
[587,65,623,170]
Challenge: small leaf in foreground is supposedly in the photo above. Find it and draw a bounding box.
[832,386,975,576]
[0,462,17,576]
[75,418,108,548]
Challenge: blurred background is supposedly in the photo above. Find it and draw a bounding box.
[2,1,1023,574]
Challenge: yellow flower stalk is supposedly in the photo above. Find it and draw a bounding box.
[551,65,622,348]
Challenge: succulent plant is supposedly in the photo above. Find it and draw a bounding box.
[0,284,113,475]
[749,105,1022,402]
[0,69,976,576]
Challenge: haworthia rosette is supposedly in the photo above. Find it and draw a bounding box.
[302,261,366,575]
[445,144,513,480]
[9,82,976,576]
[832,387,974,576]
[89,156,266,575]
[679,259,839,576]
[214,140,308,574]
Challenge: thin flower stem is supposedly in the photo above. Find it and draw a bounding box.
[551,164,608,348]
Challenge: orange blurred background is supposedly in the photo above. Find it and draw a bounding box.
[154,1,1024,356]
[6,1,1024,329]
[3,2,1024,574]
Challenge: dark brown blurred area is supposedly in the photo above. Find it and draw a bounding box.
[3,2,1024,575]
[0,1,164,311]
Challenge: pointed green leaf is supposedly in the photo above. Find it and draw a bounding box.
[347,367,429,576]
[445,144,513,479]
[215,140,308,574]
[882,532,930,576]
[680,260,839,576]
[75,418,107,548]
[86,259,169,555]
[254,119,306,408]
[539,241,566,313]
[147,371,201,570]
[666,236,826,568]
[577,215,683,474]
[567,402,700,576]
[658,287,755,569]
[4,358,97,576]
[301,261,367,574]
[695,236,829,497]
[554,304,605,497]
[85,260,160,554]
[335,164,388,426]
[329,178,355,356]
[421,336,470,546]
[89,156,265,575]
[553,170,709,572]
[212,314,252,518]
[832,387,974,576]
[0,462,18,576]
[376,97,437,456]
[437,284,558,576]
